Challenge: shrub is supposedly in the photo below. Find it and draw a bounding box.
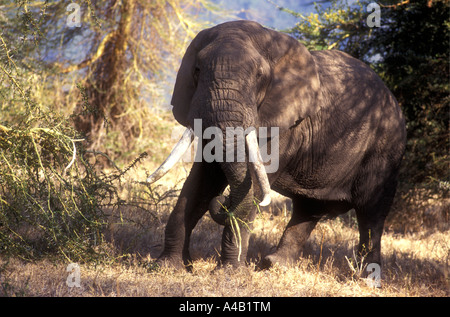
[0,85,122,261]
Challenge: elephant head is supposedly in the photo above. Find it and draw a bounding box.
[148,20,321,228]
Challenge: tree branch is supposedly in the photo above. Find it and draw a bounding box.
[55,31,117,73]
[379,0,410,8]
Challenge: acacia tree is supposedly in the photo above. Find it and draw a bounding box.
[58,0,212,152]
[0,0,216,260]
[1,0,213,159]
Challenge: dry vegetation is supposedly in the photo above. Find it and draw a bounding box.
[1,162,448,297]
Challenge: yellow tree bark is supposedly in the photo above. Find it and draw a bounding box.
[75,0,135,136]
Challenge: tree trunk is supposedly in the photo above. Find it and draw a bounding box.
[75,0,135,137]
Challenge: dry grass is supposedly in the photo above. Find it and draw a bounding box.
[1,164,448,297]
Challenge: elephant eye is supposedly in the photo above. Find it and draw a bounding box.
[256,66,264,78]
[193,66,200,81]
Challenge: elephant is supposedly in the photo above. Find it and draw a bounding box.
[146,20,406,272]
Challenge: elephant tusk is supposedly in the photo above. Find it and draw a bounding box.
[246,129,271,206]
[146,128,194,184]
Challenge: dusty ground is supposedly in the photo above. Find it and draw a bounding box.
[1,207,448,297]
[0,166,448,297]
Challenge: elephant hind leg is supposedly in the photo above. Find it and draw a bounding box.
[354,180,397,269]
[352,163,400,271]
[260,197,321,269]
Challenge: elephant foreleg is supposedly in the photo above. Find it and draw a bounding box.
[220,206,257,268]
[261,197,320,269]
[157,161,227,269]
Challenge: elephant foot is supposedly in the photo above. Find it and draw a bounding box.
[211,259,247,275]
[219,259,245,269]
[259,254,281,270]
[153,255,187,271]
[259,253,298,270]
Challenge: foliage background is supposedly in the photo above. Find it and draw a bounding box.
[0,0,211,261]
[282,0,449,232]
[287,0,449,187]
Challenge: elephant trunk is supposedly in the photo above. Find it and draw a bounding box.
[208,129,271,226]
[208,132,260,265]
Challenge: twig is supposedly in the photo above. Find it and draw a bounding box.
[0,61,26,98]
[317,230,325,271]
[64,138,85,173]
[85,150,122,172]
[0,34,18,71]
[379,0,410,8]
[218,200,243,262]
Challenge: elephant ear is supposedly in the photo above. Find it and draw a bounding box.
[171,30,208,127]
[258,31,321,131]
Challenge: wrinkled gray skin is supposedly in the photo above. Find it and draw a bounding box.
[155,21,406,271]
